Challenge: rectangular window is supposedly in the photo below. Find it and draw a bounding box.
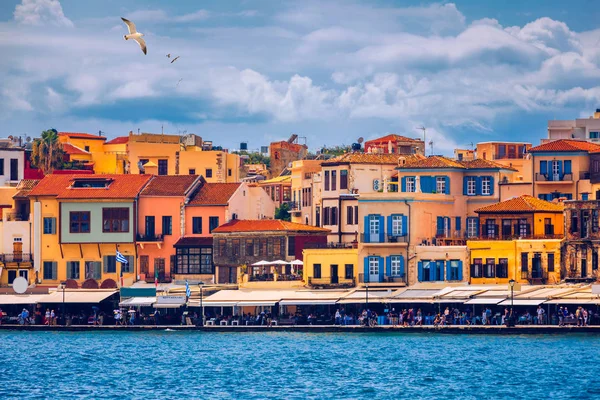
[391,215,403,236]
[548,253,555,272]
[467,217,478,238]
[273,237,281,256]
[209,216,219,233]
[518,218,528,237]
[246,239,255,257]
[189,168,196,175]
[67,261,80,280]
[331,170,337,191]
[228,169,232,177]
[145,216,155,237]
[205,168,213,178]
[140,255,149,274]
[324,171,330,191]
[484,258,495,278]
[403,177,413,193]
[287,237,295,257]
[471,258,483,278]
[218,239,227,257]
[102,208,129,233]
[340,170,348,189]
[232,239,240,257]
[390,256,403,276]
[436,177,446,194]
[162,216,172,235]
[345,264,353,279]
[502,219,512,238]
[43,261,57,280]
[354,206,358,224]
[368,257,379,281]
[175,248,214,275]
[347,206,353,225]
[104,256,117,273]
[192,217,202,234]
[0,159,3,175]
[85,261,102,280]
[314,264,321,279]
[521,253,528,273]
[43,217,56,234]
[158,159,168,175]
[481,177,491,195]
[331,207,338,225]
[323,207,329,225]
[593,210,599,233]
[448,260,460,280]
[369,215,380,236]
[591,131,600,139]
[467,177,476,196]
[497,258,508,278]
[486,219,496,238]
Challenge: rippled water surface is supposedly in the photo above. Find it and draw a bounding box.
[1,331,599,399]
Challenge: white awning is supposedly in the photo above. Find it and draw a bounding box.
[119,297,156,307]
[545,299,593,305]
[237,301,277,307]
[42,290,117,303]
[154,296,186,308]
[498,299,544,306]
[154,303,184,309]
[197,301,239,307]
[465,298,506,305]
[0,294,48,305]
[279,299,338,306]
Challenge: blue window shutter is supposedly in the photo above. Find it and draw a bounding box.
[379,216,385,242]
[582,193,589,201]
[401,177,407,192]
[540,160,547,175]
[363,216,370,243]
[557,161,563,178]
[444,176,450,194]
[431,262,437,281]
[363,257,369,283]
[446,261,451,281]
[475,218,480,236]
[458,261,463,281]
[564,160,572,174]
[436,216,443,236]
[399,256,405,278]
[386,256,391,277]
[401,215,408,236]
[446,217,451,232]
[420,176,427,192]
[455,217,461,231]
[476,177,482,195]
[378,257,384,283]
[387,216,392,237]
[418,261,423,282]
[489,176,494,195]
[421,176,432,193]
[463,176,468,195]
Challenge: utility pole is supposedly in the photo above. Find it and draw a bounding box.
[416,127,426,156]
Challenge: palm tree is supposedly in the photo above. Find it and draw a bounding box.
[31,129,65,174]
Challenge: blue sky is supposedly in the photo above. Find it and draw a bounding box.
[2,0,600,153]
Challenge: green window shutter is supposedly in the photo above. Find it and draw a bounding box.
[103,256,109,273]
[52,262,58,280]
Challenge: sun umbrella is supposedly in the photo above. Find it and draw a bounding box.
[251,260,270,266]
[271,260,288,265]
[290,260,304,266]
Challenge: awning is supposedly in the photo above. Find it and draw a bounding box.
[279,299,338,306]
[154,303,185,309]
[0,294,48,305]
[544,299,594,305]
[154,296,186,308]
[41,290,117,303]
[498,299,544,306]
[387,298,434,304]
[119,297,156,307]
[195,301,239,307]
[237,301,277,307]
[464,298,506,305]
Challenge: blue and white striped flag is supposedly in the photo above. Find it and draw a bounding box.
[116,251,128,264]
[185,280,191,298]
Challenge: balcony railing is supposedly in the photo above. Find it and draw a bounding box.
[0,253,33,263]
[358,273,406,284]
[303,242,357,249]
[521,270,546,281]
[308,276,355,287]
[470,232,562,240]
[535,173,573,182]
[248,274,302,282]
[3,213,29,222]
[580,171,591,180]
[360,233,408,244]
[136,234,164,242]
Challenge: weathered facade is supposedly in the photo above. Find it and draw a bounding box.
[563,200,600,281]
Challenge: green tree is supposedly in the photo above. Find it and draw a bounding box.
[274,202,291,221]
[31,129,65,174]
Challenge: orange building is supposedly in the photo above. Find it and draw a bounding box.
[269,136,308,177]
[364,134,425,155]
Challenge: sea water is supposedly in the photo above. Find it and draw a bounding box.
[0,331,599,399]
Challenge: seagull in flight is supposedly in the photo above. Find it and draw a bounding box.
[176,78,183,87]
[170,56,180,64]
[121,17,146,55]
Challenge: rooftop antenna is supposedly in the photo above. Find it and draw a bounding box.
[137,128,140,134]
[416,126,426,156]
[429,140,434,155]
[98,130,105,137]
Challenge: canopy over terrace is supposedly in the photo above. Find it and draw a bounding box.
[336,289,396,304]
[0,294,50,305]
[191,289,351,308]
[497,286,582,307]
[41,290,118,304]
[545,287,600,305]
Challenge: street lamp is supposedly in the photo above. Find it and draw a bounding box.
[508,279,515,327]
[60,281,67,326]
[198,281,205,326]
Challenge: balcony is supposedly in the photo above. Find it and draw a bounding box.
[0,253,33,263]
[289,202,302,214]
[304,242,357,249]
[358,273,406,285]
[435,230,467,245]
[521,270,546,283]
[535,173,573,183]
[3,213,29,222]
[360,233,408,244]
[136,233,164,249]
[308,276,355,288]
[580,171,591,180]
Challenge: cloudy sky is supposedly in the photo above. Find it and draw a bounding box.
[2,0,600,153]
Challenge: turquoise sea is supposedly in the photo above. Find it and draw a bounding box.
[1,331,599,399]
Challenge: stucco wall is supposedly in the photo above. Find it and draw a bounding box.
[60,201,134,243]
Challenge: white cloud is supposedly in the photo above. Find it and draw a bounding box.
[14,0,73,27]
[111,80,156,100]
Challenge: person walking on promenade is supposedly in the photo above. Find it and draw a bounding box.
[536,305,545,325]
[582,308,588,326]
[50,309,56,325]
[266,311,273,327]
[558,307,564,326]
[415,309,423,326]
[45,309,51,325]
[433,314,441,327]
[575,307,582,327]
[335,309,341,325]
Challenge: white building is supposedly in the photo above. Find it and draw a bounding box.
[547,109,600,143]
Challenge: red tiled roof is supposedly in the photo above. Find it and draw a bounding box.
[458,159,518,171]
[212,219,330,233]
[105,136,129,145]
[28,174,152,199]
[140,175,199,197]
[396,155,463,169]
[188,183,241,205]
[174,237,213,247]
[365,134,423,143]
[58,132,107,141]
[528,139,600,153]
[475,195,564,213]
[13,179,40,198]
[323,153,425,165]
[62,143,89,155]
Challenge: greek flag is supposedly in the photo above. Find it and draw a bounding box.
[185,280,191,298]
[116,251,128,264]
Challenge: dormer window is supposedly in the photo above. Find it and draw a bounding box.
[71,178,113,188]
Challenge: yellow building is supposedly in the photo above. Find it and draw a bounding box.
[290,159,323,226]
[303,247,358,288]
[467,195,564,285]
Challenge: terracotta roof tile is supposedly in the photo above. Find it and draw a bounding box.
[188,183,241,205]
[475,195,564,213]
[529,139,600,153]
[396,155,464,169]
[212,219,330,233]
[104,136,129,145]
[58,132,107,141]
[365,134,423,143]
[140,175,199,197]
[13,179,40,198]
[323,153,425,165]
[458,159,518,171]
[62,143,89,155]
[28,174,152,199]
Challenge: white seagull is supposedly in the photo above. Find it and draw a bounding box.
[121,17,147,55]
[170,56,180,64]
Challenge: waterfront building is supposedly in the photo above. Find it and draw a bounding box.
[364,134,425,155]
[563,200,600,281]
[290,159,323,226]
[467,195,564,285]
[28,174,152,288]
[212,220,329,286]
[528,139,600,201]
[302,247,359,289]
